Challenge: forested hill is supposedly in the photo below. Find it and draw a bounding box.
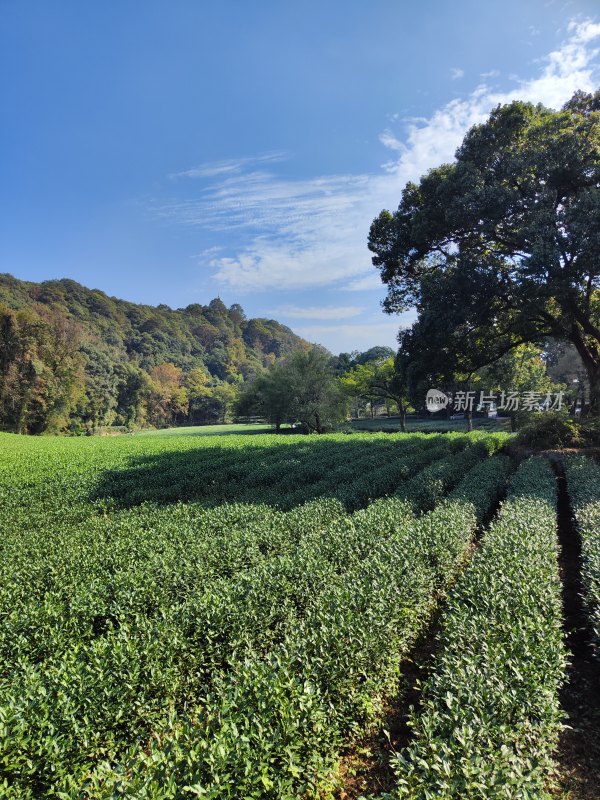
[0,273,310,433]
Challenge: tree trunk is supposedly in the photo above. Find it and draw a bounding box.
[569,324,600,416]
[399,406,406,433]
[467,409,473,432]
[586,365,600,416]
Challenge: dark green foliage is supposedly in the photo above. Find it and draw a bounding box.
[369,90,600,414]
[516,410,600,448]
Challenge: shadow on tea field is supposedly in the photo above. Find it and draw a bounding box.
[90,433,443,511]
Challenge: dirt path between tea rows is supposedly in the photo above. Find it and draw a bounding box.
[550,461,600,800]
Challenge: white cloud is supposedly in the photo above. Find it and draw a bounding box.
[379,129,404,152]
[272,305,364,320]
[295,321,399,351]
[157,20,600,295]
[450,67,465,80]
[569,18,600,43]
[168,152,286,180]
[344,273,384,292]
[193,245,222,259]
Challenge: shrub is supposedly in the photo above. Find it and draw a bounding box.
[516,410,582,449]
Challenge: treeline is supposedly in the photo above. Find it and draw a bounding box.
[0,274,577,436]
[0,274,309,434]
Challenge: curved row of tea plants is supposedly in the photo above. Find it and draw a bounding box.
[71,455,514,800]
[393,457,565,799]
[394,433,507,513]
[564,455,600,659]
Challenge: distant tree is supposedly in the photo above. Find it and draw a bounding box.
[340,355,410,430]
[228,303,246,327]
[334,350,360,376]
[369,90,600,414]
[238,346,347,433]
[0,305,84,433]
[286,347,348,433]
[368,356,411,430]
[185,367,213,424]
[114,364,147,427]
[355,346,395,365]
[339,362,375,419]
[237,364,295,432]
[211,381,238,424]
[147,363,188,427]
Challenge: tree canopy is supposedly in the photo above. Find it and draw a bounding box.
[238,346,347,433]
[368,90,600,412]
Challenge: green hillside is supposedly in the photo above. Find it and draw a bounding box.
[0,274,310,433]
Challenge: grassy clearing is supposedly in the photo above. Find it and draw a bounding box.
[135,422,276,437]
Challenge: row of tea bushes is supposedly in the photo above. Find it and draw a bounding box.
[393,457,565,799]
[564,455,600,659]
[394,433,508,513]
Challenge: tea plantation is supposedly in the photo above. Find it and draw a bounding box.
[0,429,597,798]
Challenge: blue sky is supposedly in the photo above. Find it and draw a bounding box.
[2,1,600,353]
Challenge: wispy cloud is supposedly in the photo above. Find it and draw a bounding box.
[157,20,600,294]
[379,129,404,152]
[168,152,286,180]
[273,305,364,320]
[450,67,465,80]
[344,274,385,292]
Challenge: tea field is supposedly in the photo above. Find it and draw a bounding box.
[0,429,598,799]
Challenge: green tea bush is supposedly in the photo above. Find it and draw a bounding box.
[78,454,513,799]
[0,429,511,798]
[394,433,509,512]
[394,457,565,799]
[564,455,600,658]
[516,410,583,449]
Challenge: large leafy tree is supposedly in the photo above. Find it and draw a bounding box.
[286,347,348,433]
[236,363,295,432]
[368,90,600,413]
[239,347,347,434]
[340,356,410,429]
